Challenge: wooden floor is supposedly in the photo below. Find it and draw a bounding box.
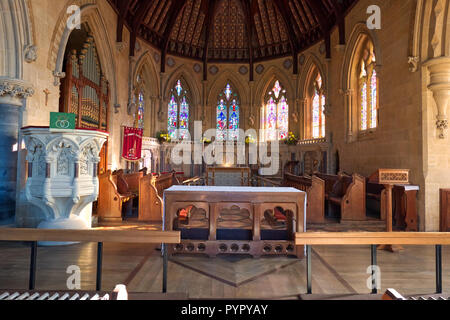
[0,221,448,299]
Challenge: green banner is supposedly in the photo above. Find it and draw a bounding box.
[50,112,76,130]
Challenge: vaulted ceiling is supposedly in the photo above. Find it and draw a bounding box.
[109,0,358,76]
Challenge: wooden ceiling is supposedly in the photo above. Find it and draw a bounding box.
[109,0,358,77]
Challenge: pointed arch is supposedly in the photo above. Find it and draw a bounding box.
[48,1,118,107]
[254,66,295,107]
[341,22,382,93]
[341,23,382,141]
[299,54,327,99]
[133,50,160,98]
[215,82,241,141]
[132,51,160,136]
[164,65,201,107]
[300,55,327,140]
[207,70,248,106]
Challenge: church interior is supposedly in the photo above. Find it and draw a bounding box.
[0,0,450,302]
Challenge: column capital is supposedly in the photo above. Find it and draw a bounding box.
[0,78,34,106]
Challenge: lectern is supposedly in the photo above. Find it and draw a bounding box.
[368,169,410,252]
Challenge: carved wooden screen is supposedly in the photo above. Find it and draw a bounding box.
[60,33,110,174]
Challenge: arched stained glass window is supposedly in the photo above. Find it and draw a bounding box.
[359,47,378,131]
[168,79,190,140]
[134,73,145,130]
[137,91,144,130]
[261,80,289,141]
[312,74,326,139]
[216,83,240,141]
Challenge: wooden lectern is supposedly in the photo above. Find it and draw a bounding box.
[368,169,410,252]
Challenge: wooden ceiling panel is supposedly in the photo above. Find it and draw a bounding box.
[110,0,358,62]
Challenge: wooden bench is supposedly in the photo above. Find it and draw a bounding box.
[283,173,325,224]
[139,171,180,222]
[315,173,366,222]
[120,171,144,195]
[98,170,137,222]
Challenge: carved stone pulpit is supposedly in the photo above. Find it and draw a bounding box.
[21,127,109,235]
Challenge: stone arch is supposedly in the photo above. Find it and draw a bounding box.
[0,0,36,79]
[254,66,295,134]
[254,66,295,107]
[132,51,161,136]
[341,22,382,93]
[164,65,201,106]
[48,1,118,107]
[299,54,327,140]
[340,22,382,141]
[299,54,327,99]
[133,50,160,98]
[207,70,248,106]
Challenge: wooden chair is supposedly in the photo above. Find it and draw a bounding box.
[98,170,136,222]
[283,173,325,224]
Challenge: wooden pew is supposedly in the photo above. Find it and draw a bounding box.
[120,171,143,195]
[98,170,136,222]
[139,172,180,222]
[316,173,366,222]
[283,173,325,224]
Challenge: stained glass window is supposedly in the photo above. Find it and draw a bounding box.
[134,73,145,130]
[311,74,326,139]
[137,91,144,130]
[370,70,378,129]
[168,79,190,140]
[261,81,289,141]
[359,48,378,131]
[216,83,240,141]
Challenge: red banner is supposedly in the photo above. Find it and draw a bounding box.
[122,127,143,161]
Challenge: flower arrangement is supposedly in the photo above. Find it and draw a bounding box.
[156,131,171,144]
[202,137,212,145]
[283,132,298,145]
[245,136,256,145]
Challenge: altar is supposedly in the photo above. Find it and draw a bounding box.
[163,186,306,258]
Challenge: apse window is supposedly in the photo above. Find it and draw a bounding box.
[358,40,378,132]
[261,80,289,142]
[168,79,190,140]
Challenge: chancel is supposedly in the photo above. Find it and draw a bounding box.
[1,0,450,303]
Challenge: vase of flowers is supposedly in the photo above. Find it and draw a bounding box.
[202,137,212,145]
[283,132,298,146]
[245,136,256,145]
[156,131,171,144]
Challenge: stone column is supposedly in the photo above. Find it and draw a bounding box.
[0,79,34,222]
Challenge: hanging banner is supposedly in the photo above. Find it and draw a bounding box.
[122,127,143,161]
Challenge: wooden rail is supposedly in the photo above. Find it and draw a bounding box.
[0,228,181,294]
[0,228,180,244]
[295,232,450,245]
[295,232,449,295]
[253,176,282,187]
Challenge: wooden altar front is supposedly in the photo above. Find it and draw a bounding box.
[206,167,251,186]
[163,186,306,258]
